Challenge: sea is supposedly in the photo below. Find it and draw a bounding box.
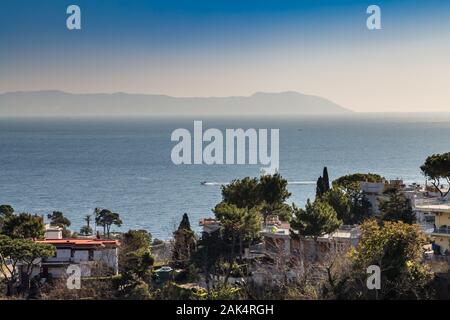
[1,114,450,239]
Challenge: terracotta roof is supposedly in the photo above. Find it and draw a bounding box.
[199,218,219,226]
[36,238,119,247]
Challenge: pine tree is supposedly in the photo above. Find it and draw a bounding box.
[380,185,416,224]
[291,199,342,240]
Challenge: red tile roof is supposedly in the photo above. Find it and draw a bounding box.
[36,238,119,247]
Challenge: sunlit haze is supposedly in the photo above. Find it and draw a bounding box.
[1,0,450,112]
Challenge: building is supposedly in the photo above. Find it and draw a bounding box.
[360,181,386,215]
[260,216,291,255]
[36,238,119,278]
[291,225,360,262]
[199,218,221,235]
[44,225,64,239]
[198,215,360,261]
[259,215,360,260]
[415,199,450,256]
[21,226,120,279]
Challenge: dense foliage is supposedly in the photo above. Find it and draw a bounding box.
[421,152,450,197]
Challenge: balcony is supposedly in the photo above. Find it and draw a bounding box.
[432,226,450,235]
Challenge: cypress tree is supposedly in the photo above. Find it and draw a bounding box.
[173,213,196,267]
[316,176,325,198]
[323,167,330,193]
[178,213,191,230]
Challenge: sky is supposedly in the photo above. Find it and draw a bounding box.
[1,0,450,112]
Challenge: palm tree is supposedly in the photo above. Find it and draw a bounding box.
[80,214,93,236]
[84,215,91,228]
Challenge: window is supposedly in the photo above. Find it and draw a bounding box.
[88,250,94,261]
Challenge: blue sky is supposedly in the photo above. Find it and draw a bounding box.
[1,0,450,111]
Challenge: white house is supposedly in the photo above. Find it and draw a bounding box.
[199,218,221,234]
[22,227,120,279]
[360,181,386,215]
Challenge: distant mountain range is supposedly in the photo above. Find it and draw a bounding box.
[0,90,352,117]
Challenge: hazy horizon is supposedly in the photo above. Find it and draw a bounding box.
[1,0,450,113]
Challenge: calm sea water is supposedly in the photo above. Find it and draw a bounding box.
[1,114,450,239]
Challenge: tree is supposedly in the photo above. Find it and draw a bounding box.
[172,213,196,268]
[0,205,14,217]
[316,176,325,198]
[421,152,450,198]
[379,185,416,224]
[192,230,227,291]
[0,205,14,231]
[47,211,71,229]
[321,187,353,224]
[291,199,341,262]
[258,173,291,208]
[122,229,152,253]
[0,235,55,296]
[331,173,380,224]
[84,214,91,228]
[264,202,293,223]
[291,199,342,240]
[118,230,154,289]
[95,208,122,238]
[322,167,330,193]
[220,174,292,224]
[316,167,331,199]
[80,215,93,236]
[47,211,71,237]
[121,248,154,282]
[1,213,45,239]
[333,173,384,188]
[221,177,260,209]
[341,220,433,299]
[120,280,153,300]
[214,202,261,260]
[79,226,93,236]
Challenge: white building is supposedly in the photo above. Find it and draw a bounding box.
[21,227,120,279]
[199,218,221,234]
[360,181,386,215]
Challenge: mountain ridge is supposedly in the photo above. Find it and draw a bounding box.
[0,90,352,117]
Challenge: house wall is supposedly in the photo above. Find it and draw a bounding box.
[46,248,71,263]
[73,250,89,263]
[435,236,450,253]
[360,182,386,216]
[435,212,450,228]
[45,229,62,240]
[40,246,118,278]
[433,212,450,253]
[291,237,354,262]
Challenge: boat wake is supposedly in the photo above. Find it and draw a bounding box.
[201,182,228,186]
[288,181,316,185]
[201,180,316,186]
